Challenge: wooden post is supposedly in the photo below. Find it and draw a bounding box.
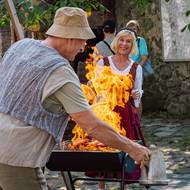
[10,21,17,43]
[5,0,24,41]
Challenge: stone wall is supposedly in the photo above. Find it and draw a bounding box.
[115,0,190,117]
[0,27,11,57]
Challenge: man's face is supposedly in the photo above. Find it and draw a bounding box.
[68,39,87,61]
[55,38,87,61]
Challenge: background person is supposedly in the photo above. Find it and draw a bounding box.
[96,19,116,57]
[86,29,146,190]
[126,20,148,69]
[0,7,150,190]
[126,20,149,117]
[75,27,104,84]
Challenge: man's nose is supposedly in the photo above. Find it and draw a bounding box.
[80,42,87,52]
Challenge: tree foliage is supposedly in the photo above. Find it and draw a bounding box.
[0,0,189,33]
[131,0,149,15]
[0,1,10,28]
[0,0,108,32]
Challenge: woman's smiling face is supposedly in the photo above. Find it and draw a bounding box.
[117,34,133,56]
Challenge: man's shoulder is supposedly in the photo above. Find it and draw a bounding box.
[13,38,36,46]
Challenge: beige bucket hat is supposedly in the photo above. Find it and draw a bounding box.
[46,7,95,40]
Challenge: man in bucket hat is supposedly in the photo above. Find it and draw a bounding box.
[0,7,150,190]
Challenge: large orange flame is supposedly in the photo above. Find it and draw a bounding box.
[66,47,133,151]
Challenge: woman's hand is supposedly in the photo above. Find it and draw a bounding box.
[131,89,141,100]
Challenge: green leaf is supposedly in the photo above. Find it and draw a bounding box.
[99,4,108,12]
[88,3,96,10]
[188,23,190,31]
[186,10,190,17]
[181,25,187,32]
[85,5,91,12]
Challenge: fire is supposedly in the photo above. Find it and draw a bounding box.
[65,47,133,151]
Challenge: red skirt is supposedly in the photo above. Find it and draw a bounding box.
[85,100,146,182]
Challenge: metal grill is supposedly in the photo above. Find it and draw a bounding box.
[46,150,140,190]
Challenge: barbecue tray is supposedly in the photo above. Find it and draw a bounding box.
[46,150,135,173]
[45,142,152,190]
[46,142,167,190]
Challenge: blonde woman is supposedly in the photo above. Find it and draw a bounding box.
[86,29,146,190]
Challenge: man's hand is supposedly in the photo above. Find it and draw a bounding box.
[128,141,151,168]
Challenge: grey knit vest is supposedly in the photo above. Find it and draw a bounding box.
[0,38,70,143]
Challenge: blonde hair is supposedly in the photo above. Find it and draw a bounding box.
[126,20,140,31]
[111,29,137,55]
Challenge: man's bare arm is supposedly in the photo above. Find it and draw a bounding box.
[70,109,150,167]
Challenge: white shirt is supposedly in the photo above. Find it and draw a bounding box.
[97,56,143,107]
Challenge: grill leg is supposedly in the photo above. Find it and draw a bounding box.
[120,153,126,190]
[61,171,75,190]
